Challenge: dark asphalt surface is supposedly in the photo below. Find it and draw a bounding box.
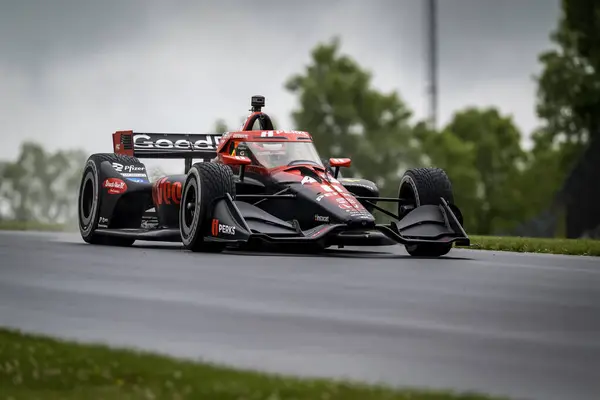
[0,231,599,400]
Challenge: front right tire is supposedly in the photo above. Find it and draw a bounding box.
[179,162,236,252]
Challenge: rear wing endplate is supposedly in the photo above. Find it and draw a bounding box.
[113,130,223,160]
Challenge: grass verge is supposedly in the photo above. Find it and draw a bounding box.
[461,235,600,256]
[0,327,505,400]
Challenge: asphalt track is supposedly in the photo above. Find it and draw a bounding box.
[0,231,599,400]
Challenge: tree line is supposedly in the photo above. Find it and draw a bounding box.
[1,0,597,236]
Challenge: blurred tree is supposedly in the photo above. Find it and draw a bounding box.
[563,0,600,76]
[415,108,527,234]
[413,121,480,233]
[284,37,418,198]
[535,0,600,169]
[527,0,600,237]
[0,142,86,223]
[213,119,229,133]
[514,128,568,220]
[0,161,6,220]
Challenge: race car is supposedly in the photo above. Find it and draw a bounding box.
[78,95,469,257]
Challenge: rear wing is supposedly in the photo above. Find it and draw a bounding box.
[113,130,223,160]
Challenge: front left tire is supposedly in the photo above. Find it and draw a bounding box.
[398,167,455,257]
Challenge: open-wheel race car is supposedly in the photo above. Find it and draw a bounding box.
[78,95,469,256]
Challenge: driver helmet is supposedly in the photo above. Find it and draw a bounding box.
[232,142,256,163]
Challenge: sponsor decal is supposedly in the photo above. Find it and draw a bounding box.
[112,162,146,174]
[301,176,317,185]
[319,184,345,193]
[211,219,236,235]
[260,130,290,137]
[316,192,336,202]
[315,183,363,205]
[133,134,221,150]
[324,192,364,212]
[98,216,109,227]
[319,172,339,183]
[314,215,329,223]
[126,177,148,183]
[337,203,354,210]
[211,219,219,236]
[122,173,148,178]
[152,177,182,206]
[258,130,308,137]
[103,178,127,194]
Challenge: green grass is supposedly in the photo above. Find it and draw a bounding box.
[462,235,600,256]
[0,328,505,400]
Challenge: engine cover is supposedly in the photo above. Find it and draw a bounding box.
[152,174,186,228]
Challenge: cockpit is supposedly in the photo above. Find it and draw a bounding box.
[232,141,324,169]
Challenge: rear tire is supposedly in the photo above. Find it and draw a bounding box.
[78,154,137,247]
[398,167,454,257]
[180,162,236,252]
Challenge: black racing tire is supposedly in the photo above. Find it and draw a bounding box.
[78,153,138,247]
[398,167,454,257]
[179,162,236,252]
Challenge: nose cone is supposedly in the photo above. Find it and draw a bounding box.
[314,178,376,227]
[346,213,376,228]
[273,166,377,227]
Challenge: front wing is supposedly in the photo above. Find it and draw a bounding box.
[205,194,470,249]
[92,194,469,249]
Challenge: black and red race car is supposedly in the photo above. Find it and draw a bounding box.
[78,95,469,256]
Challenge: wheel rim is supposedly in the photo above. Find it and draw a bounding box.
[79,167,97,234]
[81,175,94,220]
[180,174,201,241]
[183,186,197,229]
[399,175,420,253]
[399,175,419,205]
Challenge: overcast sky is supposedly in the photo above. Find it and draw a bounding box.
[0,0,560,169]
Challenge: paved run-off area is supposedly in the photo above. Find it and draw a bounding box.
[0,231,599,400]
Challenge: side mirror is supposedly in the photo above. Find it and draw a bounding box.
[329,158,351,178]
[222,155,251,181]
